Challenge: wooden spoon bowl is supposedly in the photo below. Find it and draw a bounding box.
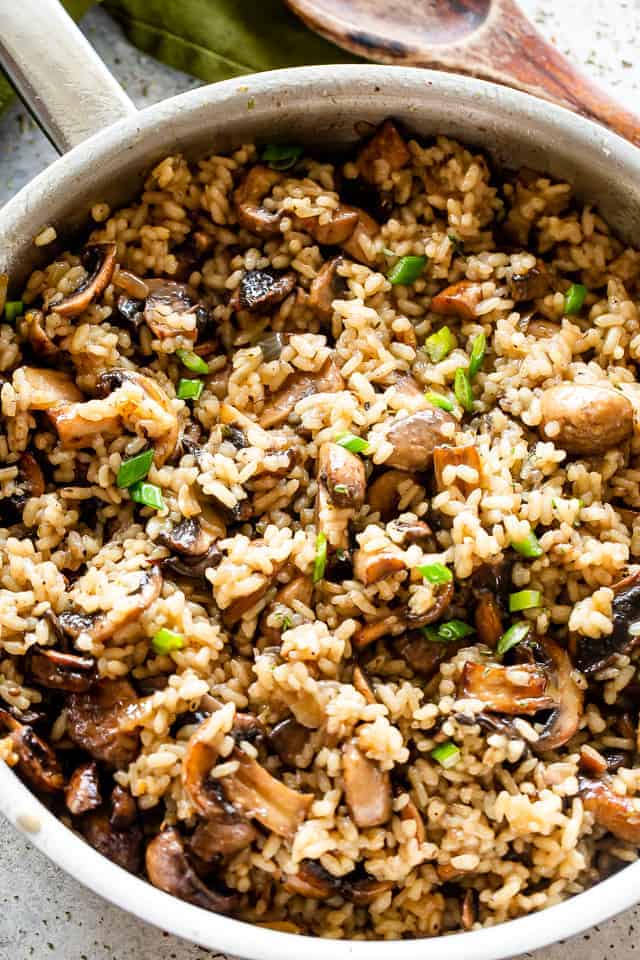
[286,0,640,147]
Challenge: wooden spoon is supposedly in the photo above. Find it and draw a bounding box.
[286,0,640,147]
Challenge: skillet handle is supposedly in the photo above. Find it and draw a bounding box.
[0,0,136,154]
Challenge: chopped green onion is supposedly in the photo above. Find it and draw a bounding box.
[424,326,455,363]
[387,255,427,286]
[152,627,185,655]
[116,449,154,489]
[335,432,370,455]
[262,143,304,171]
[176,349,209,374]
[277,613,293,631]
[129,480,164,511]
[313,532,327,583]
[423,620,475,643]
[4,300,23,323]
[333,483,349,496]
[496,621,531,655]
[564,283,587,315]
[431,741,460,768]
[177,378,204,401]
[425,391,454,412]
[468,332,487,379]
[454,367,474,413]
[417,561,453,584]
[511,528,543,559]
[509,589,542,612]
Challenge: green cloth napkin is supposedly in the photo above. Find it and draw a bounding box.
[1,0,362,115]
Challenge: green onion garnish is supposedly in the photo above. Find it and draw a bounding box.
[387,255,427,286]
[4,300,23,323]
[313,532,327,583]
[176,349,209,374]
[509,589,542,612]
[333,483,349,496]
[431,741,460,768]
[152,627,185,655]
[424,326,455,363]
[262,144,304,171]
[129,480,165,511]
[417,561,453,584]
[496,621,531,655]
[511,528,543,559]
[423,620,475,643]
[425,391,454,412]
[468,332,486,379]
[177,378,204,401]
[277,613,293,631]
[116,449,154,489]
[564,283,587,315]
[335,433,370,455]
[454,367,474,413]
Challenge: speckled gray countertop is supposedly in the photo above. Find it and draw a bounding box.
[1,3,640,958]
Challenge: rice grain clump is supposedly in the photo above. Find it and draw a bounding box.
[3,119,640,938]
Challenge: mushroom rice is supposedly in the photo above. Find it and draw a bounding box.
[2,120,640,937]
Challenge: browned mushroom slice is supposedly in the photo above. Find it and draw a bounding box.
[18,366,83,409]
[317,441,366,510]
[66,679,139,769]
[507,261,551,302]
[574,569,640,672]
[51,243,117,317]
[224,749,314,837]
[19,452,45,498]
[65,761,102,815]
[259,356,344,429]
[353,548,405,585]
[191,815,257,860]
[539,383,633,456]
[308,256,346,319]
[342,740,392,828]
[159,517,215,558]
[143,280,200,341]
[462,889,477,930]
[222,555,288,627]
[47,404,121,448]
[407,579,455,629]
[17,309,58,357]
[147,829,238,912]
[268,717,321,769]
[526,319,562,339]
[0,707,63,792]
[433,445,483,497]
[303,205,359,246]
[29,648,96,692]
[580,777,640,843]
[110,785,138,830]
[400,798,426,843]
[353,615,401,650]
[234,166,284,236]
[534,638,583,751]
[95,370,179,466]
[260,576,314,644]
[352,665,376,705]
[182,713,229,819]
[395,632,454,677]
[461,661,554,715]
[430,280,484,320]
[474,594,503,649]
[82,809,142,873]
[343,876,394,906]
[284,860,339,899]
[60,566,162,647]
[341,209,379,266]
[388,518,432,546]
[367,470,411,521]
[383,409,457,472]
[578,745,609,777]
[357,120,410,184]
[231,268,296,314]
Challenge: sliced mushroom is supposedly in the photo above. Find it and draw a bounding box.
[231,269,296,313]
[95,370,179,466]
[234,166,284,236]
[461,661,554,715]
[539,383,633,455]
[60,566,162,647]
[144,280,200,341]
[317,441,366,510]
[367,470,412,521]
[82,809,142,873]
[308,256,346,319]
[181,712,230,819]
[387,517,432,546]
[395,631,456,677]
[260,576,314,645]
[223,748,314,837]
[433,444,483,498]
[66,679,139,769]
[357,120,410,184]
[0,707,63,792]
[29,648,96,692]
[574,569,640,672]
[222,554,288,626]
[17,366,83,409]
[304,205,359,246]
[110,785,137,830]
[353,615,401,650]
[352,665,376,705]
[259,356,344,429]
[462,889,477,931]
[430,281,484,320]
[474,594,503,649]
[534,638,583,752]
[580,777,640,843]
[400,798,426,843]
[51,243,117,317]
[65,761,102,815]
[342,740,392,828]
[190,816,257,860]
[507,261,551,302]
[383,409,457,472]
[527,319,562,339]
[159,518,215,558]
[284,860,339,899]
[341,209,379,266]
[147,828,238,913]
[17,309,58,357]
[579,745,608,777]
[346,876,394,906]
[19,452,45,498]
[163,545,222,583]
[406,579,455,629]
[269,717,319,769]
[353,548,405,585]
